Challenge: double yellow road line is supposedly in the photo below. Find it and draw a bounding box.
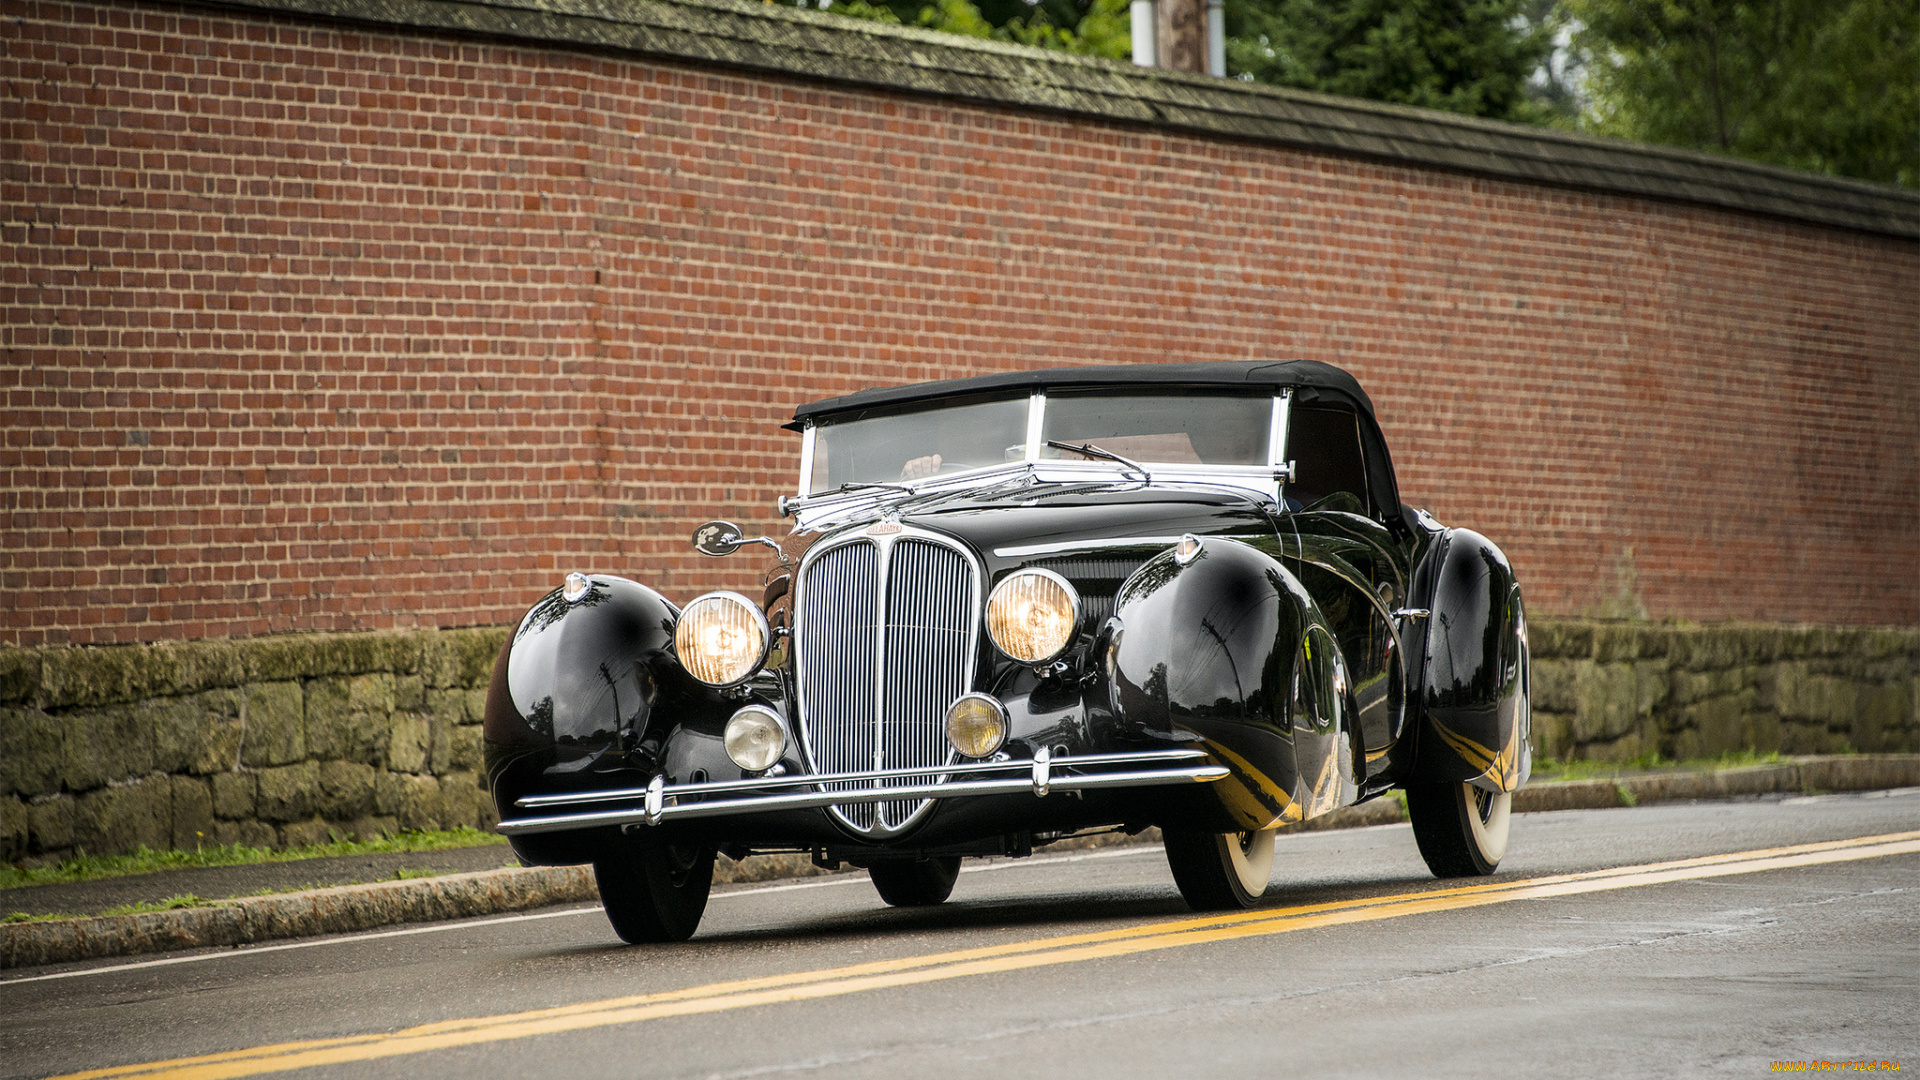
[56,830,1920,1080]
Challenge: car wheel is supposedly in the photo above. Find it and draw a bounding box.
[1163,827,1277,911]
[593,837,715,943]
[1406,781,1511,877]
[868,857,962,906]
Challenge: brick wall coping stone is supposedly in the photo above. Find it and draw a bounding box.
[5,754,1914,971]
[199,0,1920,239]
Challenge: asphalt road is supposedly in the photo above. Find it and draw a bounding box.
[5,791,1916,1079]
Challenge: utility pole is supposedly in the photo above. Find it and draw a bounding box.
[1130,0,1225,76]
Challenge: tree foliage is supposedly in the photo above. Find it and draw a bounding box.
[814,0,1133,58]
[811,0,1914,189]
[1567,0,1918,187]
[1223,0,1555,122]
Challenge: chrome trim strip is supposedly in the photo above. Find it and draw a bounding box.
[993,536,1185,558]
[1023,390,1045,463]
[1269,390,1291,474]
[497,763,1230,835]
[868,534,889,777]
[514,749,1216,808]
[796,424,816,499]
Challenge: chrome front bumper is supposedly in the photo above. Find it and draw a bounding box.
[495,748,1228,836]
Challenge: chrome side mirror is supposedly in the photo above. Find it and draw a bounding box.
[692,521,745,556]
[692,521,785,561]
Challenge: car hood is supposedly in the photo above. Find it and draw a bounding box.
[790,481,1276,575]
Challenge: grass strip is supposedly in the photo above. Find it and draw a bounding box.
[1,827,508,892]
[1528,749,1792,783]
[2,863,515,923]
[5,894,210,923]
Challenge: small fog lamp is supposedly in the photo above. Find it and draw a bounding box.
[724,705,787,772]
[945,693,1009,758]
[986,568,1080,665]
[674,592,770,687]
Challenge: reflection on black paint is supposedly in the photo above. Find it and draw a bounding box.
[1118,561,1178,605]
[1415,527,1529,789]
[517,583,613,640]
[505,576,680,770]
[1433,546,1495,700]
[525,696,555,739]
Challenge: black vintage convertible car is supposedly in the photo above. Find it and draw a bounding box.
[485,361,1531,942]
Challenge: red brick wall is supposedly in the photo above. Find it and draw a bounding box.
[4,0,1917,646]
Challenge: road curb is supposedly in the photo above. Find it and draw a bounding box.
[1513,755,1920,813]
[2,866,597,971]
[5,754,1915,971]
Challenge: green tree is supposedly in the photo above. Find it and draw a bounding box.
[1224,0,1555,121]
[814,0,1133,57]
[1520,0,1584,124]
[1567,0,1919,187]
[819,0,1914,189]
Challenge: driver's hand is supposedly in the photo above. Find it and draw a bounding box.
[900,454,942,479]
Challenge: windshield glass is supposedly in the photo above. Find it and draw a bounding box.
[809,395,1029,493]
[1040,392,1270,466]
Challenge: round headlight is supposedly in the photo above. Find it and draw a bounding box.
[986,568,1080,664]
[724,705,787,772]
[945,693,1008,758]
[674,592,770,687]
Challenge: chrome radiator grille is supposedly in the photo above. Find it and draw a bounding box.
[795,531,977,836]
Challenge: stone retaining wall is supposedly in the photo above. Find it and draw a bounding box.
[2,620,1915,864]
[1,628,507,865]
[1529,622,1919,762]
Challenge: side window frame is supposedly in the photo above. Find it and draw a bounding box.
[1283,403,1371,513]
[1355,414,1403,528]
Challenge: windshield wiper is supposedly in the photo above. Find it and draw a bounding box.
[1045,440,1150,482]
[836,481,916,495]
[778,481,918,516]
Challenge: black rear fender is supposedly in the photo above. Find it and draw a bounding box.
[1408,529,1532,792]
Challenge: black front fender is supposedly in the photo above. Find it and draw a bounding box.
[483,575,719,864]
[1106,538,1356,832]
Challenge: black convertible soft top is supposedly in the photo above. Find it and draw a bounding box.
[787,360,1375,429]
